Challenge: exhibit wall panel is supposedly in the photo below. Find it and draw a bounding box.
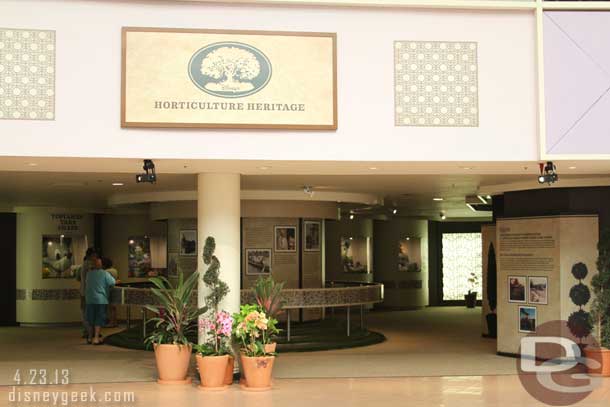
[0,0,537,162]
[324,218,374,283]
[373,219,429,308]
[16,208,94,323]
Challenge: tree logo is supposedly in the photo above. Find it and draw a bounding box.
[188,42,272,98]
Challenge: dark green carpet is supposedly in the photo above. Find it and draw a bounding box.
[105,319,385,353]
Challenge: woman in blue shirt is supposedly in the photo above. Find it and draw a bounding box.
[85,256,116,345]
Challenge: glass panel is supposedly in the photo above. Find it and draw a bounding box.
[442,233,482,301]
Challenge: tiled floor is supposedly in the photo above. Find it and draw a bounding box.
[1,376,609,407]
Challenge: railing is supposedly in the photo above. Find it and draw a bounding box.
[110,282,384,340]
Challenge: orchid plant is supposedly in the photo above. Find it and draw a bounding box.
[194,310,233,356]
[233,304,279,357]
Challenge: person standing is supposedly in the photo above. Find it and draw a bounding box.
[101,257,119,328]
[86,256,116,345]
[76,248,97,338]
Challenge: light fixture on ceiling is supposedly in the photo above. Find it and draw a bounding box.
[136,159,157,184]
[392,208,398,214]
[349,213,355,220]
[568,166,577,170]
[405,237,410,240]
[258,166,271,170]
[486,195,492,200]
[368,166,378,170]
[440,212,446,220]
[112,182,124,186]
[466,203,477,212]
[303,185,314,197]
[129,239,135,245]
[433,197,444,201]
[27,162,38,167]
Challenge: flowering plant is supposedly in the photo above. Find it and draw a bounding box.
[194,310,234,356]
[233,304,279,357]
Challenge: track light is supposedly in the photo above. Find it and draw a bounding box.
[440,212,446,220]
[136,159,157,184]
[537,161,558,185]
[392,208,398,215]
[349,213,354,220]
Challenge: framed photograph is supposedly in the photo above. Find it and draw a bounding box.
[508,276,527,303]
[341,237,370,273]
[179,230,197,256]
[128,236,152,278]
[42,235,75,279]
[529,276,548,305]
[275,226,297,252]
[245,249,272,275]
[304,221,321,252]
[398,238,421,272]
[519,306,537,333]
[122,27,337,130]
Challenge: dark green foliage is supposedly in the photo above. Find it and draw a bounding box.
[143,271,207,347]
[202,236,229,313]
[569,283,591,307]
[487,243,497,312]
[568,310,594,340]
[572,262,589,281]
[592,229,610,349]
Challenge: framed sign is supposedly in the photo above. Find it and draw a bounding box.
[121,27,337,130]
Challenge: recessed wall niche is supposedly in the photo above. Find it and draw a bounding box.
[0,28,55,120]
[394,40,479,127]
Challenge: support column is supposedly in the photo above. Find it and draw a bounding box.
[197,173,241,344]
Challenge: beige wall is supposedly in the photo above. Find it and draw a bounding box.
[374,219,429,308]
[496,215,598,355]
[100,214,167,282]
[16,207,94,323]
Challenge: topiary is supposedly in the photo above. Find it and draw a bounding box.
[567,262,593,345]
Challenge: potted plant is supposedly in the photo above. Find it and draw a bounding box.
[253,276,285,353]
[144,271,205,384]
[233,304,279,391]
[585,229,610,376]
[194,236,235,388]
[194,311,233,390]
[464,272,478,308]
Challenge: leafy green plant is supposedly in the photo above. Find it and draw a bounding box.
[253,276,285,320]
[467,272,479,294]
[233,304,279,357]
[567,262,593,344]
[592,229,610,349]
[144,271,206,347]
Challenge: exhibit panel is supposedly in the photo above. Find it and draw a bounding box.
[16,208,94,324]
[496,215,598,356]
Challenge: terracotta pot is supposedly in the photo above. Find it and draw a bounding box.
[153,343,192,384]
[240,354,275,391]
[196,354,229,390]
[264,342,277,353]
[224,355,235,385]
[584,347,610,377]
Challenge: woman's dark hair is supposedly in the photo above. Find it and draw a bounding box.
[101,257,113,269]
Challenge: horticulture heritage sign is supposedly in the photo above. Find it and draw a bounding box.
[121,27,337,129]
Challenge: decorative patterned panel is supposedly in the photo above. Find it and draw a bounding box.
[394,41,478,127]
[442,233,482,301]
[0,28,55,120]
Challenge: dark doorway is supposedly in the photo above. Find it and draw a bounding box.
[0,213,17,326]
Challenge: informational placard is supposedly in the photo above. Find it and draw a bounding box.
[122,27,337,129]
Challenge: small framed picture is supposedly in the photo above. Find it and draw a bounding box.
[304,221,321,252]
[179,230,197,256]
[508,276,527,303]
[245,249,272,275]
[528,276,548,305]
[519,306,537,333]
[275,226,297,252]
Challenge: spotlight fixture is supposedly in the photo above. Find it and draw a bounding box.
[537,161,558,185]
[392,208,398,215]
[440,212,446,220]
[112,182,124,186]
[136,159,157,184]
[433,197,444,202]
[349,213,355,220]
